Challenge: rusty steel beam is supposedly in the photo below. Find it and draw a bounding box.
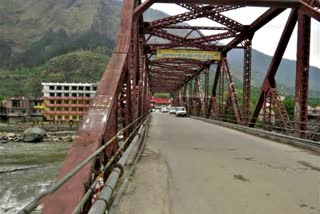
[179,4,244,31]
[250,9,297,127]
[223,7,286,53]
[155,0,300,7]
[300,1,320,21]
[134,0,154,17]
[148,7,213,29]
[222,58,243,123]
[295,10,311,137]
[150,71,195,76]
[243,40,252,124]
[208,63,221,117]
[145,44,222,53]
[164,25,230,31]
[146,29,222,50]
[150,67,197,73]
[42,0,148,212]
[185,31,237,44]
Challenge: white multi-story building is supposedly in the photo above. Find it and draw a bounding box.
[42,82,97,98]
[42,82,98,122]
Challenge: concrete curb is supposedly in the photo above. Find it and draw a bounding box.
[191,116,320,153]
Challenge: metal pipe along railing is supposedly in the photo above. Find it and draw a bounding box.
[18,113,148,214]
[88,123,146,214]
[108,118,149,214]
[72,119,146,214]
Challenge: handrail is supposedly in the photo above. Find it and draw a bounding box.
[18,113,149,214]
[71,118,147,214]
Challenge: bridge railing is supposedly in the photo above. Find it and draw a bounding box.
[18,113,148,214]
[191,112,320,141]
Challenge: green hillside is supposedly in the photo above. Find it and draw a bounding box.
[0,0,319,100]
[0,51,108,97]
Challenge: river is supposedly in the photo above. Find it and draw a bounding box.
[0,142,72,213]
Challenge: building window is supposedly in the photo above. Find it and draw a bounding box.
[22,110,26,114]
[57,93,62,97]
[57,115,62,120]
[85,86,90,91]
[64,86,69,90]
[50,93,54,97]
[79,86,84,90]
[85,94,90,97]
[50,107,54,111]
[63,107,69,111]
[72,107,77,111]
[49,86,55,90]
[57,86,62,90]
[65,93,69,97]
[73,116,77,120]
[79,93,84,97]
[32,110,37,113]
[57,100,62,104]
[12,100,20,108]
[65,115,69,120]
[79,116,83,120]
[64,100,69,104]
[57,107,62,111]
[93,86,97,91]
[72,93,77,97]
[50,100,54,104]
[78,100,83,104]
[72,86,77,90]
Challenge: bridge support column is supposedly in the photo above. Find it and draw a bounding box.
[295,11,310,138]
[204,67,209,117]
[243,40,252,125]
[250,10,297,130]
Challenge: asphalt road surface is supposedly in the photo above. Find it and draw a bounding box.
[116,113,320,214]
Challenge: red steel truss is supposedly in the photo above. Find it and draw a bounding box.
[42,0,320,212]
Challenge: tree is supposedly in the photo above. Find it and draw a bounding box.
[283,97,295,120]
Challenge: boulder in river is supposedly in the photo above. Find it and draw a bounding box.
[23,127,46,143]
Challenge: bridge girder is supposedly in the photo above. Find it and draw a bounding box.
[41,0,320,212]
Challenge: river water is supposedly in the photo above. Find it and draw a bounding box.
[0,142,72,213]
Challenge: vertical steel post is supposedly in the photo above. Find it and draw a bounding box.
[188,80,193,113]
[204,67,209,117]
[218,61,225,117]
[295,11,311,138]
[243,39,252,125]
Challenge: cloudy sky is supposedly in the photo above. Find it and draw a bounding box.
[147,3,320,68]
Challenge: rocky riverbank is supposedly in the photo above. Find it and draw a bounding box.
[0,131,76,144]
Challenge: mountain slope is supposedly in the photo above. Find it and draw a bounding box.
[0,50,109,97]
[0,0,319,97]
[228,49,320,95]
[0,0,120,68]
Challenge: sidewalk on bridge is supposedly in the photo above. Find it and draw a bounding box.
[114,145,170,214]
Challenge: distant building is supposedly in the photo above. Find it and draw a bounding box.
[150,97,171,108]
[42,82,98,122]
[0,101,7,120]
[3,97,43,123]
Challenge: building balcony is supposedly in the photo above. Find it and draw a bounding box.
[44,111,86,116]
[44,104,90,108]
[44,96,92,101]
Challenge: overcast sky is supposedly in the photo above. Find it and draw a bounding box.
[146,3,320,68]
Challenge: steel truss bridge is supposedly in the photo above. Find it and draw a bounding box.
[18,0,320,213]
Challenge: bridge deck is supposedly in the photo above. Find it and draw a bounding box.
[117,113,320,214]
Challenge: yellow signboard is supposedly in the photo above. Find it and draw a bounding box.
[157,49,221,61]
